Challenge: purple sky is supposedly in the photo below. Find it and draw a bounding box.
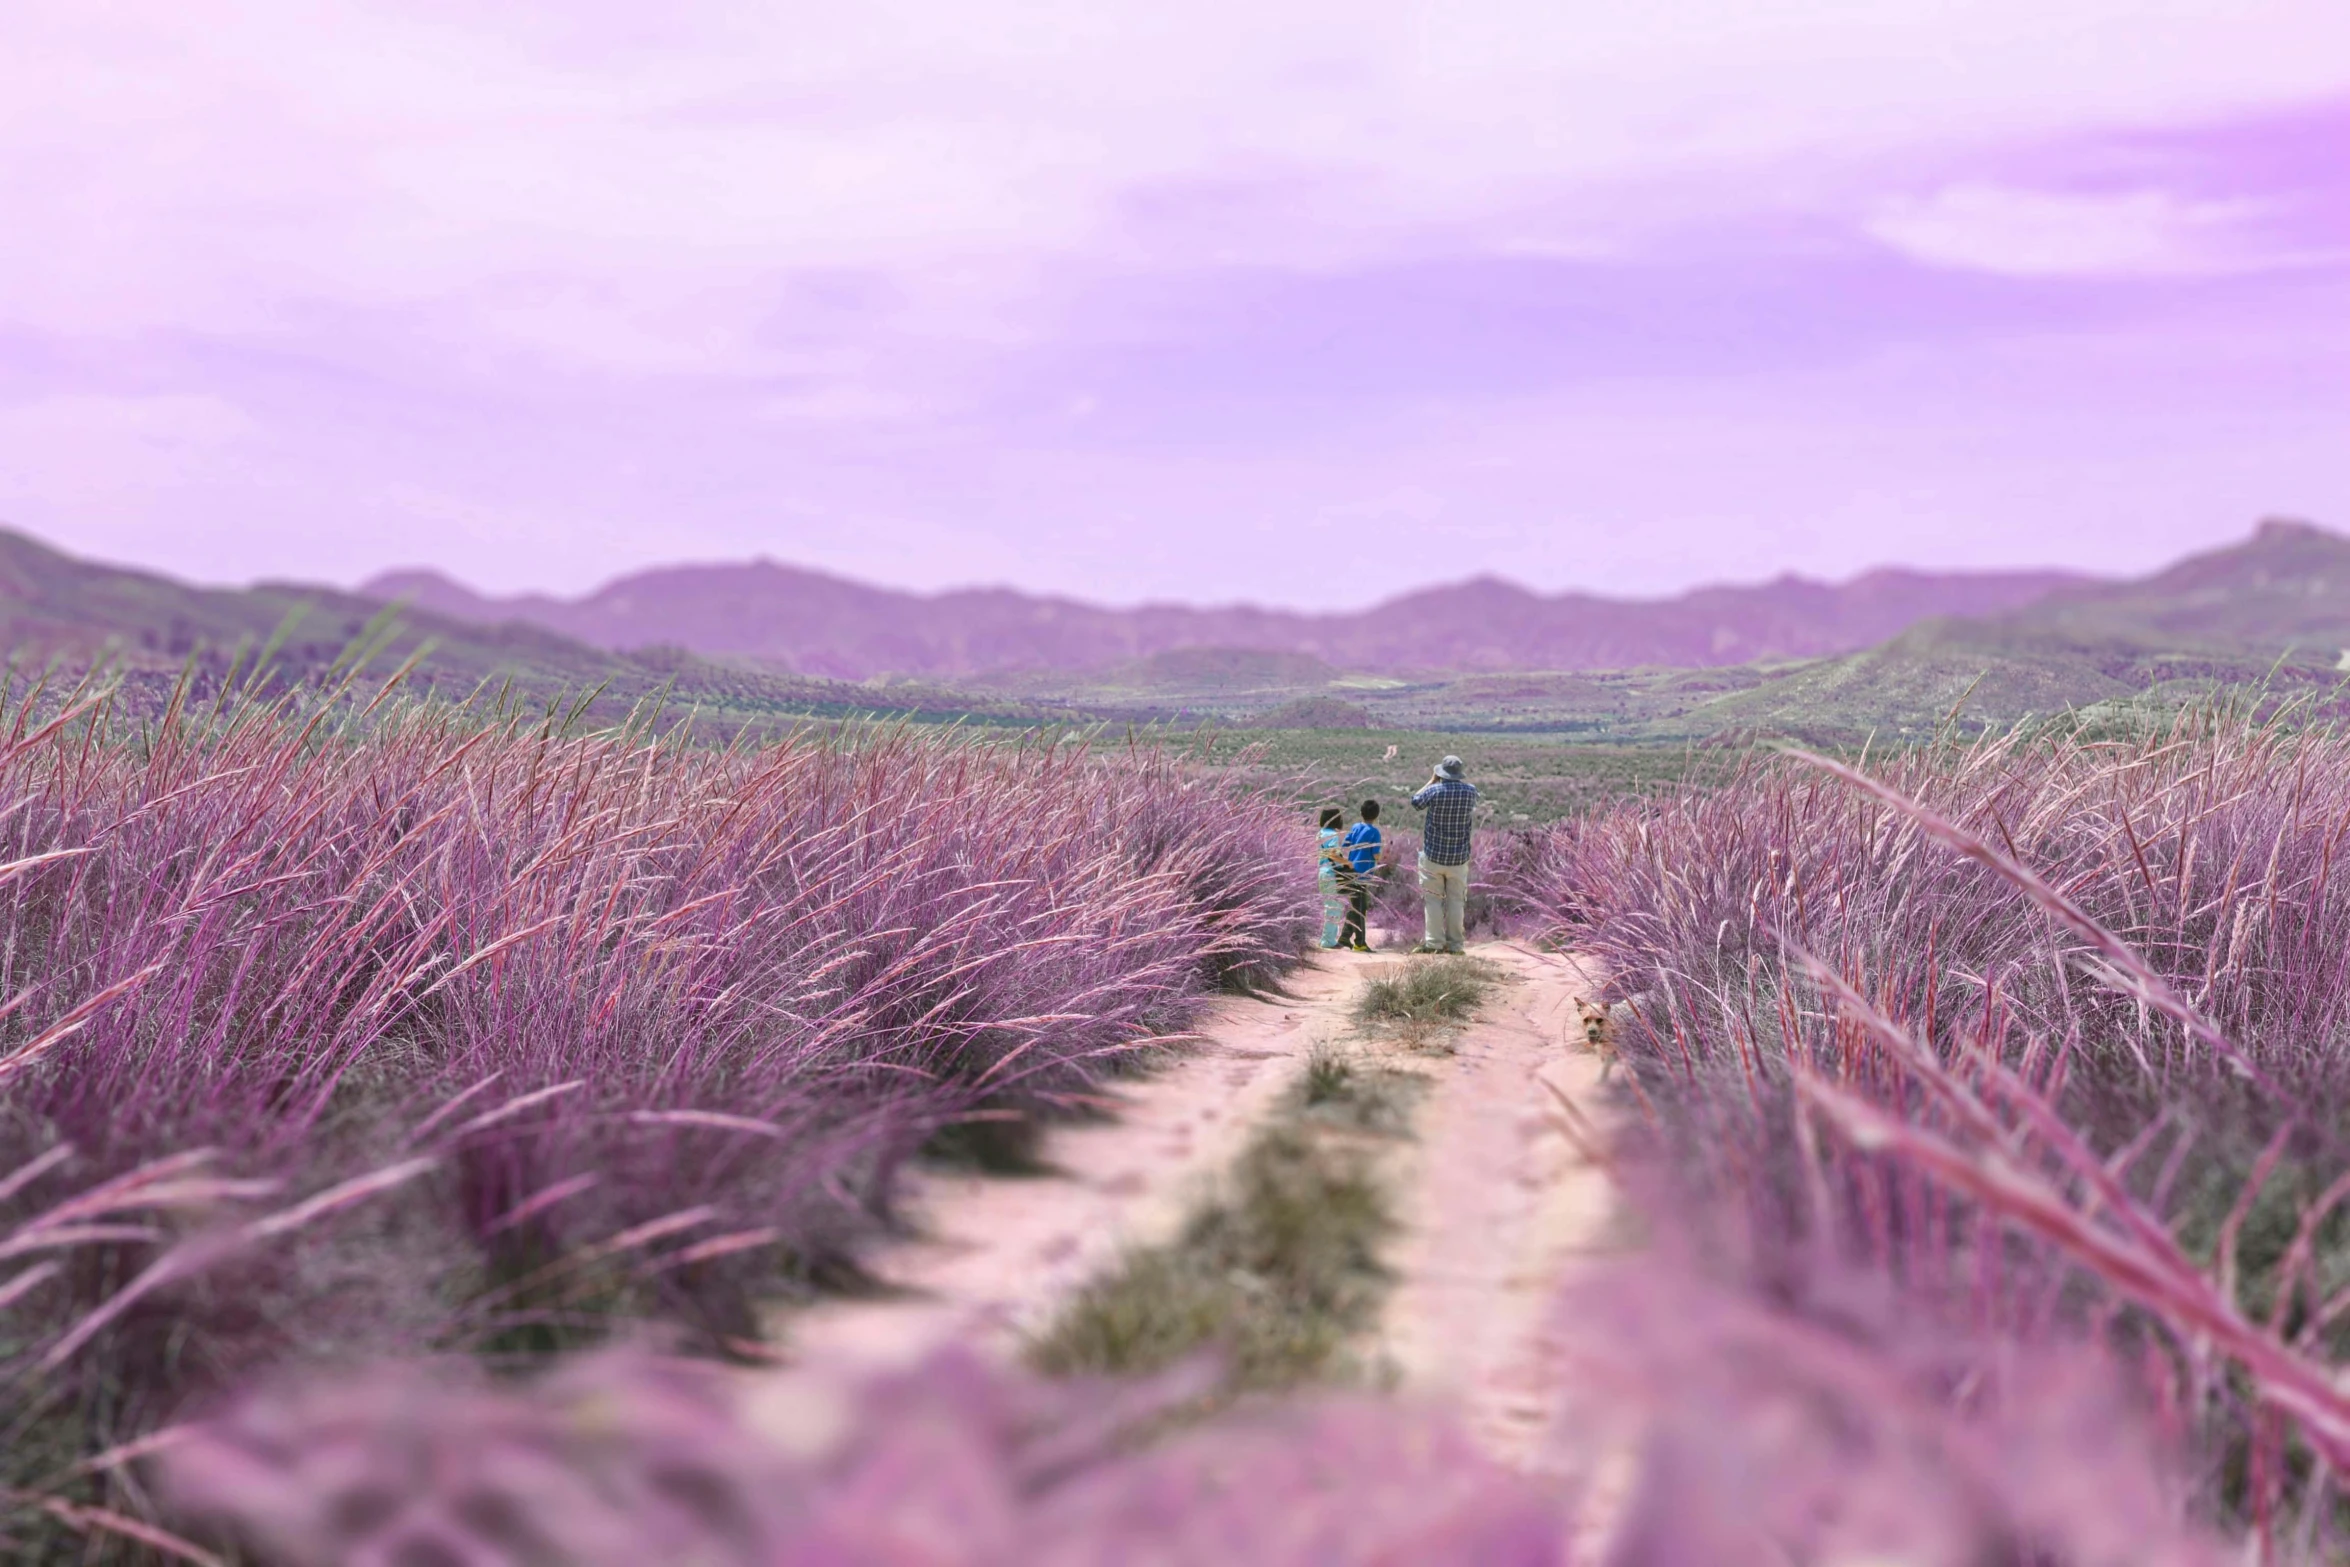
[1,3,2346,611]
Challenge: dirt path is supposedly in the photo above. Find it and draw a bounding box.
[766,936,1622,1479]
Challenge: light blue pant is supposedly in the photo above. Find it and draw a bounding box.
[1419,858,1469,952]
[1320,873,1346,948]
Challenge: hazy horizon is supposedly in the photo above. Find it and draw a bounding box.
[3,4,2345,609]
[5,509,2136,619]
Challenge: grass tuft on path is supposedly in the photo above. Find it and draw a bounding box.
[1295,1042,1425,1136]
[1353,955,1498,1035]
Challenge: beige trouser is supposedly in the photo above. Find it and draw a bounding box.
[1419,858,1469,951]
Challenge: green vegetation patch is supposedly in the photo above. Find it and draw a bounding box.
[1027,1126,1391,1393]
[1028,1049,1425,1397]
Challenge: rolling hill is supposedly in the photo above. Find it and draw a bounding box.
[0,528,1074,731]
[2007,517,2350,653]
[1655,519,2350,743]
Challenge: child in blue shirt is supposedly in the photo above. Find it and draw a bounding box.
[1339,799,1384,951]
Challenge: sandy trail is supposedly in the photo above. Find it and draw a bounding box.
[767,934,1623,1480]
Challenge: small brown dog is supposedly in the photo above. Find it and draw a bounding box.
[1573,996,1623,1082]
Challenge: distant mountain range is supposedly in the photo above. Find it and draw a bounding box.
[362,559,2093,681]
[744,517,2350,742]
[5,516,2345,743]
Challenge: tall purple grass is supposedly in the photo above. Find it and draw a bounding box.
[1506,706,2350,1556]
[0,680,1312,1556]
[42,672,2325,1561]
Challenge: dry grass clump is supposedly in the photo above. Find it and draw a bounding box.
[1294,1042,1426,1136]
[1352,956,1497,1047]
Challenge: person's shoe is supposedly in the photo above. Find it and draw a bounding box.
[1443,945,1467,956]
[1411,943,1445,955]
[1348,940,1373,952]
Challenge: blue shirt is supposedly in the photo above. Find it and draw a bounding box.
[1409,778,1479,865]
[1343,822,1381,875]
[1317,826,1344,884]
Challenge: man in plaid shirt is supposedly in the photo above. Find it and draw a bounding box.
[1409,755,1479,955]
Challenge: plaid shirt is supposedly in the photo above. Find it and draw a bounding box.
[1409,778,1479,865]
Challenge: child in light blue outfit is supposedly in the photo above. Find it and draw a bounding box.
[1316,807,1348,948]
